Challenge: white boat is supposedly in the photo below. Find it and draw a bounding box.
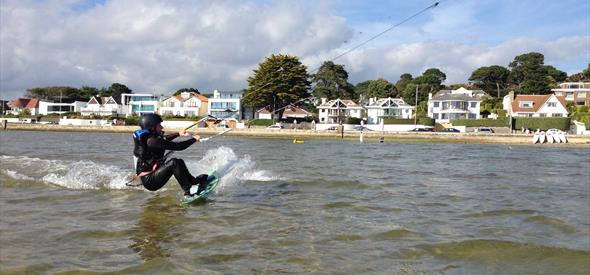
[532,133,540,144]
[546,133,554,143]
[558,132,568,143]
[539,132,546,143]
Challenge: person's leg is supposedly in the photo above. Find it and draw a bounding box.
[168,158,209,195]
[141,163,175,191]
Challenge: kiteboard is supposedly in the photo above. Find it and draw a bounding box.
[181,171,220,204]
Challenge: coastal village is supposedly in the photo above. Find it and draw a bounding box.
[2,81,589,140]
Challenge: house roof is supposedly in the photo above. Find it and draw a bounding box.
[431,87,488,101]
[283,105,312,116]
[366,97,412,108]
[25,98,39,108]
[511,94,567,113]
[89,96,120,105]
[9,98,31,108]
[256,107,271,114]
[319,98,362,109]
[164,92,208,103]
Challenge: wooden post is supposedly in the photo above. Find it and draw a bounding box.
[2,119,7,130]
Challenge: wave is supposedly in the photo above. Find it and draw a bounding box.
[0,147,277,191]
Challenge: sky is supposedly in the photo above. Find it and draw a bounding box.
[1,0,589,99]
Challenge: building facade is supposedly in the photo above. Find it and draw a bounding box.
[317,98,363,124]
[81,96,121,117]
[208,90,243,119]
[121,93,159,116]
[503,93,568,118]
[159,92,208,118]
[428,87,488,123]
[365,97,413,124]
[551,82,590,107]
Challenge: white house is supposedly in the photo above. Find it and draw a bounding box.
[208,90,242,119]
[503,93,568,118]
[81,96,121,117]
[8,98,39,115]
[428,87,488,123]
[121,93,159,116]
[551,82,590,107]
[282,105,312,120]
[255,107,273,120]
[365,97,413,124]
[317,98,363,124]
[159,92,208,118]
[39,101,87,115]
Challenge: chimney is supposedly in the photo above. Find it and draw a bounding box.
[321,98,327,105]
[428,92,432,100]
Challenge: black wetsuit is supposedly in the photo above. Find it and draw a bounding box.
[134,132,205,194]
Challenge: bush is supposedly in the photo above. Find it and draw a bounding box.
[248,119,273,126]
[345,117,362,125]
[383,118,415,125]
[493,109,507,118]
[451,118,508,127]
[513,117,571,131]
[125,115,139,126]
[576,106,589,113]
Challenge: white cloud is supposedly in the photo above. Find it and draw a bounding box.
[0,0,588,100]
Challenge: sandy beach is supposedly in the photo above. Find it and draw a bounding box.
[3,123,589,146]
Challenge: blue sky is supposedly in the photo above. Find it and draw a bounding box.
[1,0,588,99]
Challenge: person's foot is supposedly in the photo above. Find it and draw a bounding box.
[195,174,209,195]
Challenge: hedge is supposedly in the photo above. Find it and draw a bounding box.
[418,117,435,126]
[125,115,139,126]
[513,117,571,131]
[383,118,414,125]
[346,117,362,125]
[248,119,273,126]
[451,118,508,127]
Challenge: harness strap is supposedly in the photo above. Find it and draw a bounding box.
[125,160,161,187]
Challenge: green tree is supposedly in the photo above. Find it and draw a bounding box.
[242,54,311,117]
[354,80,372,101]
[79,86,100,99]
[173,88,200,96]
[395,73,413,93]
[26,86,82,102]
[568,63,590,82]
[311,61,354,100]
[103,83,132,99]
[545,65,567,85]
[365,78,397,99]
[508,52,551,94]
[468,65,510,98]
[584,63,590,80]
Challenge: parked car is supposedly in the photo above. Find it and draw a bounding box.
[440,128,460,133]
[475,127,494,133]
[352,126,373,131]
[266,124,284,129]
[326,126,338,131]
[410,127,434,132]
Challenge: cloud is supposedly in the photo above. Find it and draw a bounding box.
[0,0,588,100]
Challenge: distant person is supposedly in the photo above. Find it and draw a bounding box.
[132,114,209,197]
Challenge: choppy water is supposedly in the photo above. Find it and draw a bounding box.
[0,130,589,274]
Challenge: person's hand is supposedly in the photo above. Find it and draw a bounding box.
[179,129,190,136]
[193,135,201,142]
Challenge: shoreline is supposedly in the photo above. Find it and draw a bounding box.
[2,123,590,147]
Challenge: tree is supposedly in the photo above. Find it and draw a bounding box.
[395,73,413,93]
[508,52,551,94]
[584,63,590,80]
[80,86,100,99]
[242,54,311,117]
[103,83,132,99]
[311,61,354,100]
[468,65,510,98]
[545,65,567,85]
[26,86,82,102]
[173,88,200,96]
[354,80,372,102]
[365,78,397,99]
[400,68,447,104]
[568,63,590,82]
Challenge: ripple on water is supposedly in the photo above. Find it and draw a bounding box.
[524,215,579,234]
[461,209,537,218]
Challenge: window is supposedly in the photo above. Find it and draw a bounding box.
[547,102,556,107]
[539,113,546,117]
[552,113,562,117]
[468,113,476,119]
[470,102,477,108]
[433,102,439,107]
[519,101,533,108]
[321,109,325,113]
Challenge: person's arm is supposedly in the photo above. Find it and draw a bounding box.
[164,133,180,141]
[147,136,196,151]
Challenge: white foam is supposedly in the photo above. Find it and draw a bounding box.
[186,146,279,192]
[0,155,131,190]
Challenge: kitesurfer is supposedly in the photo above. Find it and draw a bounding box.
[133,113,209,197]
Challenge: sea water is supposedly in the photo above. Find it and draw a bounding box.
[0,130,589,274]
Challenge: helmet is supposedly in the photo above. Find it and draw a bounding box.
[139,113,163,129]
